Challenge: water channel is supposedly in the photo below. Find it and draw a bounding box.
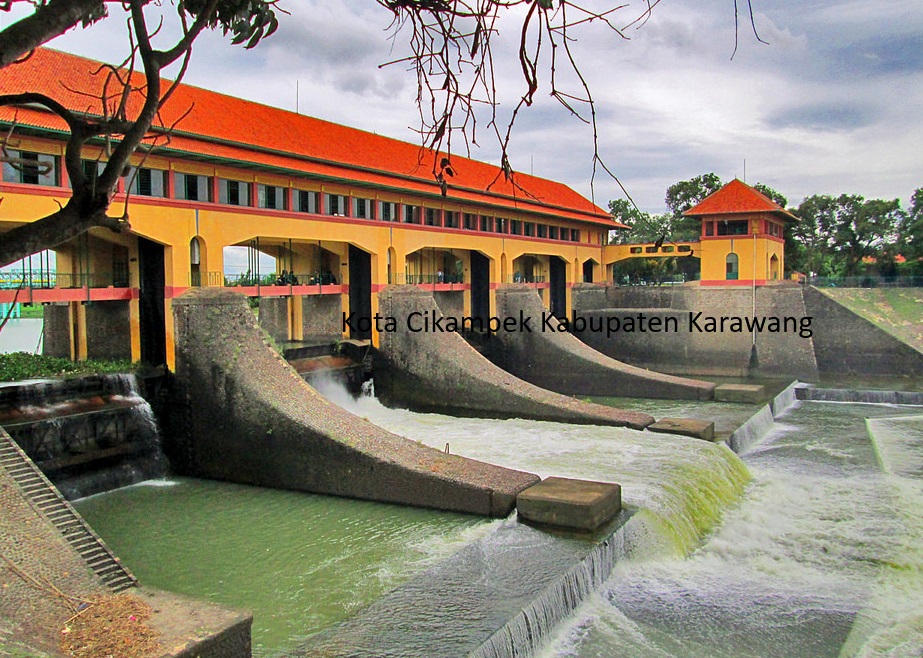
[72,382,923,657]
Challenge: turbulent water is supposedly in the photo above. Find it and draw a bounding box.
[532,400,923,658]
[74,380,923,658]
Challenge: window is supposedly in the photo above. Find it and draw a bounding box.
[444,211,458,229]
[524,222,535,237]
[571,229,580,242]
[464,213,477,230]
[705,221,714,237]
[717,220,749,236]
[403,205,419,224]
[537,224,547,239]
[219,178,250,206]
[325,193,347,216]
[424,207,439,226]
[353,197,374,219]
[294,189,320,213]
[175,172,213,202]
[2,150,59,186]
[549,226,559,240]
[510,220,522,235]
[379,201,397,221]
[258,184,286,210]
[480,216,492,232]
[494,218,505,234]
[726,252,739,280]
[129,167,167,197]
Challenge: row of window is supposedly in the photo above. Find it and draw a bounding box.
[3,150,587,242]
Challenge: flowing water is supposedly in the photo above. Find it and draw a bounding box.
[0,317,43,353]
[72,383,923,657]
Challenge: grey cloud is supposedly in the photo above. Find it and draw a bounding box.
[766,103,873,131]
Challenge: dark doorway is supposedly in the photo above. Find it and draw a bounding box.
[470,251,490,329]
[582,260,595,283]
[137,237,166,366]
[549,257,567,319]
[348,244,372,340]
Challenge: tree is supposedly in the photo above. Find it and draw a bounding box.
[0,1,765,268]
[753,182,787,209]
[0,0,281,267]
[902,187,923,266]
[664,173,722,240]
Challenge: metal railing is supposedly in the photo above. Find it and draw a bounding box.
[807,275,923,288]
[389,273,465,285]
[0,270,131,289]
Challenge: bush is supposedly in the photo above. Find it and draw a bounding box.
[0,352,136,382]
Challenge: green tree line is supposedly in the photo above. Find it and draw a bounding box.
[610,174,923,279]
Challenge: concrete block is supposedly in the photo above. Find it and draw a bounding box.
[714,383,766,404]
[517,476,621,532]
[648,417,716,441]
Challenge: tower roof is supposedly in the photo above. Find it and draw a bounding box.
[684,179,797,221]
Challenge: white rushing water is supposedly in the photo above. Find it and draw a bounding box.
[320,382,923,658]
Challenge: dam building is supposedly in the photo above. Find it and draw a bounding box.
[0,48,789,368]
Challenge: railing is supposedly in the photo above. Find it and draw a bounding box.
[807,275,923,288]
[389,273,465,285]
[0,270,131,289]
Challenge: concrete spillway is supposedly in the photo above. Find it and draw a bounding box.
[489,286,715,400]
[374,286,655,429]
[167,288,539,517]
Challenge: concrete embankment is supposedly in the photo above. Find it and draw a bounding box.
[374,286,655,429]
[166,287,540,517]
[486,286,715,400]
[571,283,819,379]
[0,428,252,657]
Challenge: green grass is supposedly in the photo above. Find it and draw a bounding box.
[16,303,44,319]
[0,352,136,382]
[822,288,923,352]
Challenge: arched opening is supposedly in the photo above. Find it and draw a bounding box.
[726,252,739,281]
[582,259,597,283]
[189,236,204,286]
[769,253,780,280]
[549,257,567,319]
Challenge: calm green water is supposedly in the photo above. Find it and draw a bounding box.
[74,478,493,656]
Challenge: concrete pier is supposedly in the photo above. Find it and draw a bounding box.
[489,286,716,400]
[375,286,655,429]
[167,287,540,517]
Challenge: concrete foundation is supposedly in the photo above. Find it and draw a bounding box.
[42,303,70,358]
[85,300,132,360]
[487,286,715,400]
[715,383,766,404]
[375,286,655,429]
[167,287,539,517]
[302,294,342,341]
[648,417,716,441]
[517,477,622,531]
[571,283,819,379]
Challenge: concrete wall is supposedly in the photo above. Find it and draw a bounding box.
[167,287,539,517]
[486,286,714,400]
[375,286,654,428]
[572,284,818,379]
[258,297,288,343]
[42,303,70,358]
[803,286,923,376]
[86,300,132,360]
[302,295,342,341]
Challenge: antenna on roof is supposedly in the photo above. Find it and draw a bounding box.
[743,158,747,183]
[296,80,300,114]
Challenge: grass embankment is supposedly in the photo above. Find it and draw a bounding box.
[0,352,135,383]
[821,288,923,352]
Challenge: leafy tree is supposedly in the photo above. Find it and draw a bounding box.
[607,199,674,245]
[754,183,787,209]
[902,187,923,264]
[664,173,722,240]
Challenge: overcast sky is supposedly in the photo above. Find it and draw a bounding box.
[3,0,921,214]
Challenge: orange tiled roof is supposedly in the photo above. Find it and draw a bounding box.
[684,179,797,221]
[0,48,618,227]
